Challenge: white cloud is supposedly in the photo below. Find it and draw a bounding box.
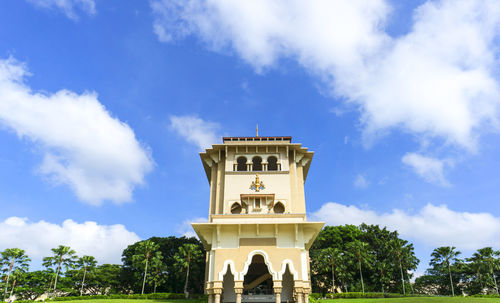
[402,153,450,186]
[0,217,140,264]
[311,202,500,250]
[0,57,153,205]
[152,0,500,151]
[169,115,220,150]
[175,217,207,238]
[354,174,369,189]
[27,0,96,19]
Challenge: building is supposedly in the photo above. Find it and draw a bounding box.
[192,136,324,303]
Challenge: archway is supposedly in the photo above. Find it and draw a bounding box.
[222,265,236,303]
[243,255,274,300]
[281,265,294,303]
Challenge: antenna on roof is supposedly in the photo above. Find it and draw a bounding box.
[256,124,259,137]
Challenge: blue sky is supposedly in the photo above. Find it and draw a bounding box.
[0,0,499,276]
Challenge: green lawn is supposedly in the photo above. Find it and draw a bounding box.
[55,300,203,303]
[55,299,500,303]
[321,298,500,303]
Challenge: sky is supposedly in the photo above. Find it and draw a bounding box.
[0,0,499,277]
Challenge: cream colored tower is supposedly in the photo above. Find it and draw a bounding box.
[192,136,324,303]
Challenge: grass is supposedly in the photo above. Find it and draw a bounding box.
[321,298,500,303]
[55,300,203,303]
[53,299,500,303]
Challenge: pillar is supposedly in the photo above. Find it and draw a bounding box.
[296,292,303,303]
[208,295,214,303]
[273,280,282,303]
[235,280,244,303]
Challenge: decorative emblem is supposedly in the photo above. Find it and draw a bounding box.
[250,174,265,192]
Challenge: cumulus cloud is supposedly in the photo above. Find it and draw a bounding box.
[169,115,220,150]
[152,0,500,151]
[175,217,207,238]
[0,217,140,264]
[402,153,450,186]
[354,174,369,189]
[27,0,96,19]
[311,202,500,250]
[0,57,153,205]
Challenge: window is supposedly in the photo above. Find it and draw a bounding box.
[252,156,262,171]
[237,156,247,171]
[231,202,242,214]
[254,198,261,209]
[267,156,278,171]
[273,202,285,214]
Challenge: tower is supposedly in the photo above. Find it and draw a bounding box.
[192,136,324,303]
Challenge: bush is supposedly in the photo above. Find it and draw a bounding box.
[471,294,500,298]
[327,292,403,299]
[49,293,192,301]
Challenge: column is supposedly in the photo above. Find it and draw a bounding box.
[214,293,221,303]
[296,292,303,303]
[208,294,214,303]
[273,280,282,303]
[234,288,243,303]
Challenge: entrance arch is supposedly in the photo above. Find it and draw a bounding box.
[243,255,273,295]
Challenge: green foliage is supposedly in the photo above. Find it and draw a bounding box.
[310,224,419,295]
[122,236,205,294]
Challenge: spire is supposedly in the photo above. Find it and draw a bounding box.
[256,124,259,137]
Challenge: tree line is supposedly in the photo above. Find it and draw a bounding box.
[1,225,498,300]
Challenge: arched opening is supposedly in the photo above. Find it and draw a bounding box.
[243,255,273,296]
[281,265,294,303]
[231,202,242,214]
[252,157,262,171]
[222,265,236,303]
[273,202,285,214]
[267,156,278,171]
[237,157,247,171]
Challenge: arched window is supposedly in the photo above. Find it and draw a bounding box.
[267,156,278,171]
[252,156,262,171]
[237,156,247,171]
[273,202,285,214]
[231,202,242,214]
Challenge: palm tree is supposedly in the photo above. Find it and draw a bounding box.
[8,269,23,299]
[42,245,77,291]
[475,247,499,295]
[77,255,97,296]
[1,248,30,300]
[318,247,342,293]
[346,240,371,293]
[430,246,461,296]
[174,243,202,298]
[132,240,162,295]
[148,257,167,293]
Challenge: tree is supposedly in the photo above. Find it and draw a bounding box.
[0,248,30,300]
[430,246,461,296]
[42,245,77,291]
[77,255,97,296]
[174,243,202,298]
[147,257,167,293]
[346,240,372,293]
[475,247,499,294]
[132,240,162,295]
[317,247,342,293]
[122,236,205,294]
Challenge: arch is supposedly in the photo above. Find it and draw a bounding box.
[278,259,299,280]
[252,156,262,171]
[218,260,238,281]
[231,202,242,214]
[273,202,285,214]
[240,250,277,280]
[267,156,278,171]
[237,156,247,171]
